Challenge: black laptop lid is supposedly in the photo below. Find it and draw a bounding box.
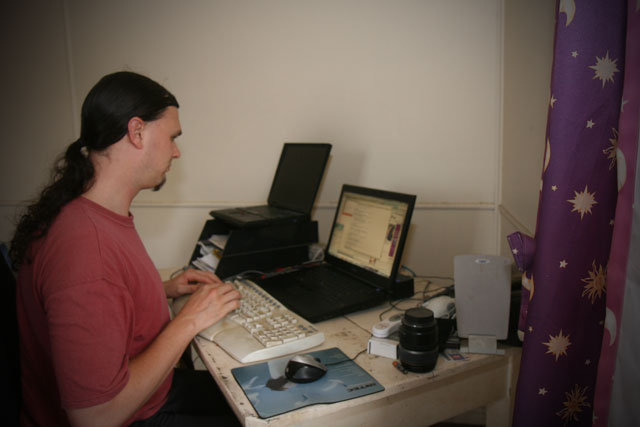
[267,143,332,213]
[324,185,416,293]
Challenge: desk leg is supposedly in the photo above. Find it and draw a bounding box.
[486,348,521,427]
[486,396,510,427]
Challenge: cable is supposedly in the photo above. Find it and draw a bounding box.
[323,348,368,367]
[378,298,416,320]
[226,270,267,281]
[400,265,417,277]
[343,315,372,335]
[421,275,454,282]
[400,265,455,283]
[169,266,268,282]
[169,266,189,279]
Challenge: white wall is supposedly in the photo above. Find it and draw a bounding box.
[499,0,555,257]
[1,0,552,277]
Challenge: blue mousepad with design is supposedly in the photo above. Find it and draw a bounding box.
[231,347,384,418]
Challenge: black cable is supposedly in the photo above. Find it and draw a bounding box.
[323,348,368,367]
[378,278,436,320]
[378,301,401,320]
[342,315,371,336]
[400,265,455,283]
[419,275,454,282]
[227,270,267,281]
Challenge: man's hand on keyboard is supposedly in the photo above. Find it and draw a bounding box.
[163,268,224,299]
[174,281,242,334]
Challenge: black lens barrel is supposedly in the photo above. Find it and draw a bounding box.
[398,307,439,373]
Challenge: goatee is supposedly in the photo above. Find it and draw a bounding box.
[152,176,166,192]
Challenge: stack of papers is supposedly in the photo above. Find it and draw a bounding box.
[208,234,229,249]
[191,234,228,272]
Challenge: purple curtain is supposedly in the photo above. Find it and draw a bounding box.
[593,2,640,425]
[507,1,630,426]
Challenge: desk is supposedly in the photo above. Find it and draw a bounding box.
[164,272,520,427]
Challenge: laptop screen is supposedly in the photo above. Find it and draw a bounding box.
[326,186,415,280]
[267,143,332,213]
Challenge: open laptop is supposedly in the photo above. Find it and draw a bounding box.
[255,184,416,323]
[210,143,332,228]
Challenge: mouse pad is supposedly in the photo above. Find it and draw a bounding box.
[231,347,384,418]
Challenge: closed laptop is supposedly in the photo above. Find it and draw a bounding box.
[210,143,331,228]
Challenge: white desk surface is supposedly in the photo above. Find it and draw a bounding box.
[163,272,521,427]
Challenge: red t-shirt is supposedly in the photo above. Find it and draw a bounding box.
[17,197,172,426]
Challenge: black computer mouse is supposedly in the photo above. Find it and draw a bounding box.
[284,354,328,383]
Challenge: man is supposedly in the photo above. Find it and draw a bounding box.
[10,71,242,426]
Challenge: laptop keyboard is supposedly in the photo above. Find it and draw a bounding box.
[253,205,296,218]
[296,266,378,302]
[259,265,385,320]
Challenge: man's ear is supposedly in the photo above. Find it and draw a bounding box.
[127,117,145,149]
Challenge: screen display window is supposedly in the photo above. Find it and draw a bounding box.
[327,191,409,278]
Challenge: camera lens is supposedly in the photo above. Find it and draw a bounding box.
[398,307,439,373]
[399,307,438,351]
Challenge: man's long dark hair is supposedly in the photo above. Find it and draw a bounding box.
[9,71,179,270]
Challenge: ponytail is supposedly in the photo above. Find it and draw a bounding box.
[9,138,96,269]
[60,137,95,197]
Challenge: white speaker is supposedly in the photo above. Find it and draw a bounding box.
[454,255,512,340]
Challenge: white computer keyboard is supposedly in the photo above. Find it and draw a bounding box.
[171,279,325,363]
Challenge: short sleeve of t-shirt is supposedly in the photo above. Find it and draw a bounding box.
[46,278,135,408]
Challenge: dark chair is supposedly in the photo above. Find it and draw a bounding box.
[1,243,21,425]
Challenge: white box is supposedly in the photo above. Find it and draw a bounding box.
[368,335,399,359]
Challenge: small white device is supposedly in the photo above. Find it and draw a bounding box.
[371,314,403,338]
[422,295,456,319]
[367,335,399,359]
